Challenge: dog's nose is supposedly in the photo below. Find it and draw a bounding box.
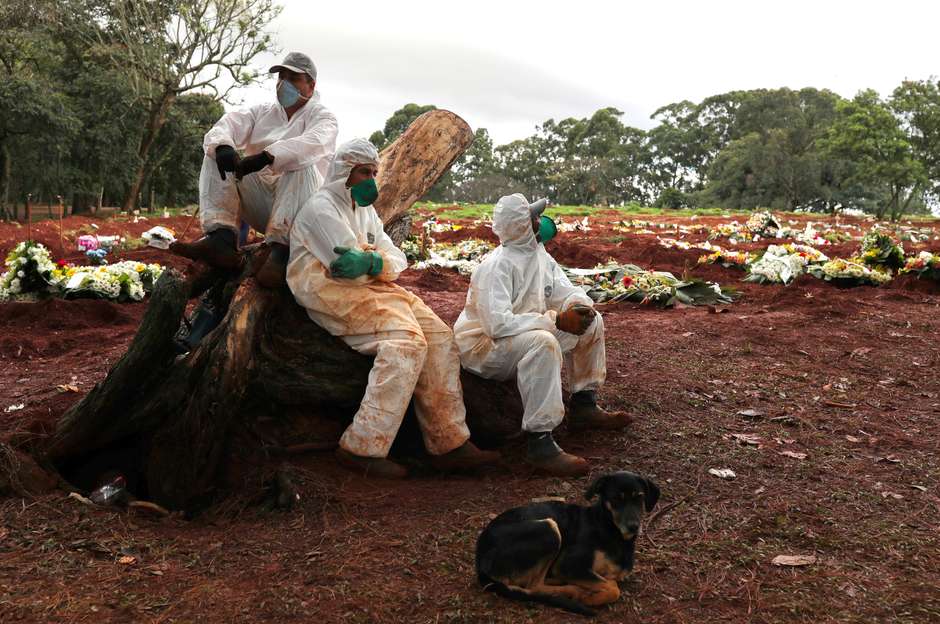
[625,522,640,534]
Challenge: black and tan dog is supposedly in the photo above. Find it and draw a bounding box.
[475,471,659,616]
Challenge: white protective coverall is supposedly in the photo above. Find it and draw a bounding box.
[454,194,607,433]
[199,94,338,244]
[287,139,471,458]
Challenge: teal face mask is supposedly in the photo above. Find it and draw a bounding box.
[537,215,557,244]
[350,178,379,207]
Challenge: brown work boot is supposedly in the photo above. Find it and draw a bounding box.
[254,242,288,289]
[169,229,241,270]
[567,390,633,432]
[430,440,500,471]
[335,447,408,479]
[526,432,590,477]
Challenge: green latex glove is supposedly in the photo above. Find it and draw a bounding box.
[330,246,383,278]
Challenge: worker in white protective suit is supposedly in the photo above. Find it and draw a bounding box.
[454,194,632,477]
[287,138,500,479]
[171,52,338,288]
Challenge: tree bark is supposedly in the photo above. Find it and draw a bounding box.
[35,111,522,513]
[374,110,473,223]
[0,143,12,221]
[122,92,176,213]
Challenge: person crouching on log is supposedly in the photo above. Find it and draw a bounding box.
[454,194,632,477]
[286,138,500,478]
[171,52,338,288]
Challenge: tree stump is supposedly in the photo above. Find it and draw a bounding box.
[37,111,522,513]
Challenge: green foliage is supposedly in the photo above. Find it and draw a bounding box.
[819,90,926,220]
[0,0,278,214]
[370,103,437,150]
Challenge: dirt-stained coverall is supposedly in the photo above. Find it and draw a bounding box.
[454,194,607,433]
[199,94,338,244]
[287,139,471,458]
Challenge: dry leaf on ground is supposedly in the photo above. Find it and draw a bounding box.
[772,554,817,567]
[709,468,737,480]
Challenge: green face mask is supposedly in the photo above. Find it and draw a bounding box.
[350,178,379,207]
[537,215,557,244]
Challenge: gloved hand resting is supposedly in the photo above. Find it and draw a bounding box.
[556,304,595,335]
[330,246,384,279]
[235,151,273,180]
[215,145,240,181]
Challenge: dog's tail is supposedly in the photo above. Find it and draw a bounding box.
[477,572,597,617]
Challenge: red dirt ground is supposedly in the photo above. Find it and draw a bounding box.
[2,210,940,623]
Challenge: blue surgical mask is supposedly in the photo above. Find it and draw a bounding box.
[277,80,308,108]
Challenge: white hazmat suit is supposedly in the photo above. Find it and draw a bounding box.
[200,94,338,244]
[454,194,607,433]
[287,139,471,458]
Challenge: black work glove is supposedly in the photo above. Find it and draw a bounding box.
[215,145,239,181]
[236,151,274,180]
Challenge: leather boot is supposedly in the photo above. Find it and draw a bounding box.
[255,242,288,289]
[169,229,241,270]
[526,432,589,477]
[568,390,633,432]
[335,448,408,479]
[430,440,500,471]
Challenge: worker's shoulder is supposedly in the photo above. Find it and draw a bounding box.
[299,97,337,123]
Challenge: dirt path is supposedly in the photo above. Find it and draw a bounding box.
[1,212,939,623]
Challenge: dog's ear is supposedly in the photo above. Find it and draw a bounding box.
[585,475,610,501]
[642,477,660,511]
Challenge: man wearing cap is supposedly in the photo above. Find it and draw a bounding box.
[171,52,338,288]
[453,194,631,477]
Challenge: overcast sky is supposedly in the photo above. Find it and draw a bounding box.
[229,0,939,146]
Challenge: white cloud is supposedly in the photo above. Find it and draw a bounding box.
[226,0,940,145]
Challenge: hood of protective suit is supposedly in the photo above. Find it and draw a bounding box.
[493,193,538,252]
[326,138,379,186]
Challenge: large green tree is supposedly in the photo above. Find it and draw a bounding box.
[71,0,280,211]
[820,90,926,220]
[891,79,940,202]
[369,103,437,150]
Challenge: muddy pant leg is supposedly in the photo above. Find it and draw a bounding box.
[511,331,566,433]
[409,301,471,456]
[563,313,606,394]
[198,155,240,235]
[236,170,276,236]
[551,313,606,394]
[265,165,322,245]
[339,334,427,458]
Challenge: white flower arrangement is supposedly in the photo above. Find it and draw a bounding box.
[0,241,57,301]
[744,245,810,284]
[412,239,495,275]
[0,240,164,303]
[564,262,733,307]
[745,211,782,238]
[807,258,892,286]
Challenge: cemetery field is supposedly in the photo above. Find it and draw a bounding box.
[1,208,939,623]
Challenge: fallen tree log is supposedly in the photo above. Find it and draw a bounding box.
[38,111,522,513]
[375,109,473,226]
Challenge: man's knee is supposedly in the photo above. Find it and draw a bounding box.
[525,330,563,356]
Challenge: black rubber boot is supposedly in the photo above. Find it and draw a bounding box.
[169,228,241,270]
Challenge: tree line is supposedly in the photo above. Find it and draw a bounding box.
[373,84,940,220]
[3,1,938,220]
